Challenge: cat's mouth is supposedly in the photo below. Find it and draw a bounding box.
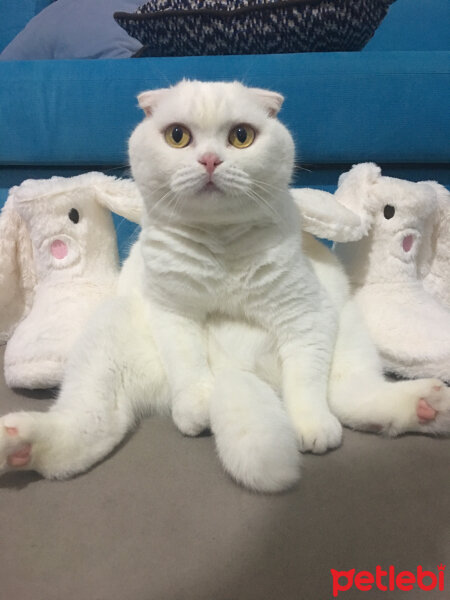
[201,180,222,193]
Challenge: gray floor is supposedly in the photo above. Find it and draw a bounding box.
[0,345,449,600]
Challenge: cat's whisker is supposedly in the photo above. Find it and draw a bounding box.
[149,179,178,197]
[294,164,312,173]
[244,189,281,225]
[145,189,175,221]
[103,163,131,174]
[251,183,280,202]
[252,179,286,195]
[246,188,279,218]
[167,193,183,224]
[171,169,207,196]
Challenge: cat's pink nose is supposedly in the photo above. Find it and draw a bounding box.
[198,153,222,176]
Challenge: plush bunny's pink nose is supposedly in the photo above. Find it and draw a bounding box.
[198,153,222,176]
[402,235,414,253]
[51,239,68,259]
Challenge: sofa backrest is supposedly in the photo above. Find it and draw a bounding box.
[0,0,448,168]
[364,0,450,51]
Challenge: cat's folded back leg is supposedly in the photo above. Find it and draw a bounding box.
[210,368,301,493]
[0,293,170,479]
[329,299,450,435]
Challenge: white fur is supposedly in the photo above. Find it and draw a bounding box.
[1,84,450,492]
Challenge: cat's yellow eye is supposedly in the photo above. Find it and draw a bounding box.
[229,124,255,149]
[164,124,191,148]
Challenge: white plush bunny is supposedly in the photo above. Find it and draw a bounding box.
[0,199,35,341]
[293,163,450,382]
[422,181,450,310]
[0,172,142,389]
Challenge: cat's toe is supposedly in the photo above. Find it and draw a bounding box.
[172,404,209,436]
[0,416,34,473]
[417,398,437,423]
[172,379,213,436]
[415,381,450,434]
[7,443,32,468]
[294,412,342,454]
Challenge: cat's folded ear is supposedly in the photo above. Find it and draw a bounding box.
[137,88,170,117]
[248,87,284,117]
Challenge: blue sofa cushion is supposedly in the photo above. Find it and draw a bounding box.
[0,0,143,61]
[0,0,54,52]
[115,0,395,57]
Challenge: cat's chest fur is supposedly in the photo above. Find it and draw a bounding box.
[140,217,301,316]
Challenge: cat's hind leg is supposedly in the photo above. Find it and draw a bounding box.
[329,299,450,436]
[0,293,169,479]
[210,368,300,493]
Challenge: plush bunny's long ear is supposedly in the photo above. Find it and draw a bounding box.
[421,180,450,208]
[0,193,36,341]
[292,188,367,242]
[334,162,381,235]
[292,163,382,243]
[89,173,143,223]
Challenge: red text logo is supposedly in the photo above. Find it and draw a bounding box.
[331,564,445,597]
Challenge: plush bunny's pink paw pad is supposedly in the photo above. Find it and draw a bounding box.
[417,398,438,423]
[7,443,32,468]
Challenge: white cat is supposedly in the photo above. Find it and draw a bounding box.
[1,81,449,493]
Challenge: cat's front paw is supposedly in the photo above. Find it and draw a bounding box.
[172,378,214,436]
[293,411,342,454]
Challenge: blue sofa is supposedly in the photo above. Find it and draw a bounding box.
[1,3,450,599]
[0,0,449,257]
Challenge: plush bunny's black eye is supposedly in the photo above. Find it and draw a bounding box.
[383,205,395,219]
[69,208,80,224]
